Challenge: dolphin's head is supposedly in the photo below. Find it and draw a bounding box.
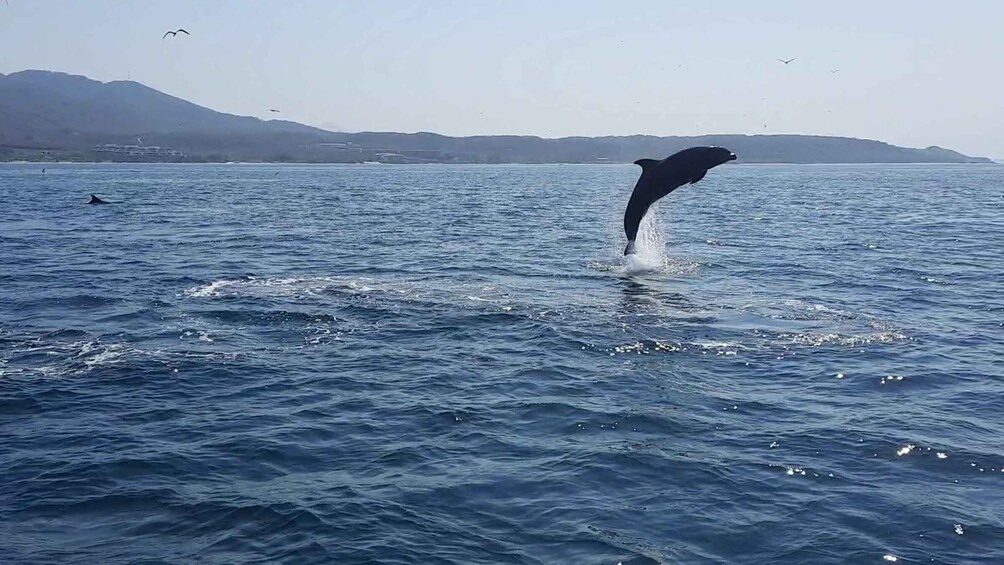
[695,146,737,169]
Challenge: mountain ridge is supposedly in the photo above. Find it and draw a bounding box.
[0,70,993,164]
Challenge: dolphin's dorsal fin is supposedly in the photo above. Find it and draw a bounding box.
[633,159,660,172]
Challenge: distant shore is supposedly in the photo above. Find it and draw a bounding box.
[3,159,999,165]
[3,70,995,166]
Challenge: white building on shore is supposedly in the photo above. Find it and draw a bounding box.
[94,144,185,157]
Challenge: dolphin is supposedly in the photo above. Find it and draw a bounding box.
[623,146,736,255]
[87,194,110,205]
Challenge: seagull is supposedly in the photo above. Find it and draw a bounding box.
[269,109,280,113]
[163,29,190,39]
[830,69,839,74]
[777,57,796,65]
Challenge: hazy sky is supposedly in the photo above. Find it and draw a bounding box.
[3,1,1002,156]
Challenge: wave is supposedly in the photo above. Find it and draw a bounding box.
[178,273,911,363]
[0,330,245,378]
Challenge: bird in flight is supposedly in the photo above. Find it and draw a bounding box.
[163,29,190,39]
[830,69,839,74]
[269,109,280,113]
[777,57,797,65]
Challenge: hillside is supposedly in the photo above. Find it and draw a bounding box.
[0,70,993,164]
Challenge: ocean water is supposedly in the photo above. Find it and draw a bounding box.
[1,163,1002,564]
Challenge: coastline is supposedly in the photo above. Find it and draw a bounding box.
[2,160,1000,166]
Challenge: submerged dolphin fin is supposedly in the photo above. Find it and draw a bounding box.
[633,159,659,173]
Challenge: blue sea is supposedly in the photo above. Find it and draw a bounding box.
[1,163,1002,564]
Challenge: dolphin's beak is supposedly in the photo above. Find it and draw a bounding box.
[728,152,737,161]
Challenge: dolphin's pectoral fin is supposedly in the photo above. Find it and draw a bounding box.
[690,170,708,184]
[634,159,660,173]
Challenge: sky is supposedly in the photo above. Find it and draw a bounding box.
[2,0,1003,157]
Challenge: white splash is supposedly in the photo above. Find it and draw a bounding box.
[623,207,669,274]
[624,252,664,275]
[185,278,235,298]
[76,342,135,369]
[184,276,353,299]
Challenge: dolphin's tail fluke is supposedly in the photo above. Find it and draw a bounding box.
[624,241,637,256]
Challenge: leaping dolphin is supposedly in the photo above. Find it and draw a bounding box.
[623,146,736,255]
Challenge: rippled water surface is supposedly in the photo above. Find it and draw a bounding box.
[2,163,1003,564]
